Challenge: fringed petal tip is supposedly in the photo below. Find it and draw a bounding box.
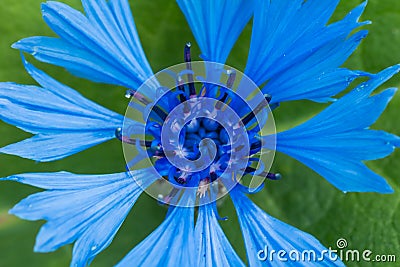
[353,0,370,21]
[353,64,400,100]
[244,0,373,103]
[177,0,253,64]
[0,56,127,162]
[12,0,157,94]
[393,135,400,148]
[339,178,394,194]
[1,174,36,185]
[275,64,399,194]
[230,189,345,266]
[8,200,36,222]
[8,206,19,217]
[371,64,400,85]
[381,63,400,75]
[0,176,13,182]
[11,41,23,50]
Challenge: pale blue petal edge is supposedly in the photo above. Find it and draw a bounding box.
[230,188,345,266]
[195,202,245,267]
[2,168,157,267]
[0,58,140,162]
[245,1,371,103]
[13,0,158,96]
[116,189,196,267]
[177,0,253,64]
[273,65,400,193]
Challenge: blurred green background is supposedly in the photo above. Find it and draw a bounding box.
[0,0,399,266]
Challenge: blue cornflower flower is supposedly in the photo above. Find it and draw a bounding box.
[1,0,399,266]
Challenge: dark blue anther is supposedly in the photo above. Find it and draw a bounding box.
[152,106,168,121]
[176,176,187,185]
[125,89,151,105]
[115,127,152,147]
[226,70,236,89]
[146,122,161,139]
[215,92,229,110]
[266,172,282,180]
[250,140,262,150]
[150,140,163,152]
[115,127,123,139]
[265,94,272,103]
[177,77,188,103]
[244,167,282,181]
[241,94,271,126]
[215,71,236,110]
[210,171,218,182]
[184,43,197,97]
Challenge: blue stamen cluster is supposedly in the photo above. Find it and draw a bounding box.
[122,44,280,194]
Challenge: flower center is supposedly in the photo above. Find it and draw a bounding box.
[120,43,280,203]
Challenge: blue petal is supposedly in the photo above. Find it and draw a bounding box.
[273,66,400,193]
[0,59,139,162]
[116,190,196,267]
[245,1,370,103]
[0,132,115,162]
[195,202,245,266]
[3,169,157,267]
[177,0,253,63]
[230,189,345,266]
[13,0,157,95]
